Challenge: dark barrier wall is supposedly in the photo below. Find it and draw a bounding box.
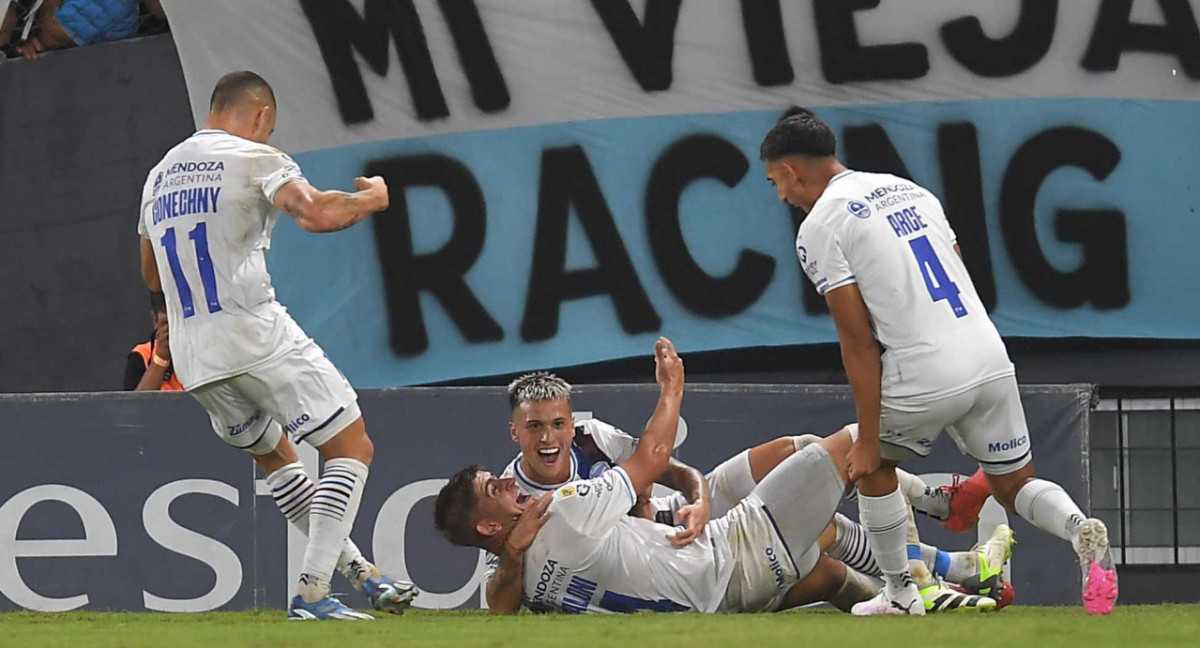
[0,35,194,393]
[0,384,1091,611]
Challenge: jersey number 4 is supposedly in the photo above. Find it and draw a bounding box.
[908,235,967,318]
[161,222,222,318]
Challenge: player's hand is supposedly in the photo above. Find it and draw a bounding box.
[153,322,171,363]
[847,439,881,483]
[17,37,45,61]
[504,492,552,557]
[654,337,684,397]
[354,176,389,211]
[669,500,710,547]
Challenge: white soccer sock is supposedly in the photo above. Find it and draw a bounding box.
[829,567,884,613]
[945,551,978,584]
[897,468,949,520]
[858,487,914,596]
[829,513,882,577]
[266,462,376,586]
[1015,479,1086,542]
[298,457,370,602]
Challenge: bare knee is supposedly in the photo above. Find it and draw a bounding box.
[748,437,801,482]
[986,465,1036,511]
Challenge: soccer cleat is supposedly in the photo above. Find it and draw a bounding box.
[851,584,925,616]
[953,580,1014,610]
[1073,518,1118,615]
[361,575,419,615]
[939,469,992,533]
[956,524,1015,599]
[287,595,375,621]
[921,584,997,613]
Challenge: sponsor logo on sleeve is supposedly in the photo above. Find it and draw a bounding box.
[847,201,872,219]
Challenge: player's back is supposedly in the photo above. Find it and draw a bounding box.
[138,129,306,390]
[797,171,1013,404]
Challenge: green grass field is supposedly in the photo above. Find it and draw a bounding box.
[4,605,1198,648]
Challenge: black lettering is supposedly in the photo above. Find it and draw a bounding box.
[437,0,510,113]
[999,127,1129,308]
[1083,0,1200,78]
[521,146,661,341]
[740,0,794,86]
[589,0,682,91]
[299,0,509,124]
[814,0,929,83]
[790,206,828,316]
[367,155,503,355]
[937,123,996,311]
[841,124,913,179]
[941,0,1058,77]
[645,135,775,317]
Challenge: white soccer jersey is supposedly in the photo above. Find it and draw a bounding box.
[522,467,734,614]
[499,418,638,495]
[796,170,1014,404]
[137,129,307,389]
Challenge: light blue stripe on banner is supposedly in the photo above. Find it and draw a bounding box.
[268,99,1200,387]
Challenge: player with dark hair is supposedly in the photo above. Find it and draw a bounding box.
[137,70,416,620]
[125,291,184,391]
[760,109,1116,615]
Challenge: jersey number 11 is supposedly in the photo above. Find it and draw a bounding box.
[161,222,223,318]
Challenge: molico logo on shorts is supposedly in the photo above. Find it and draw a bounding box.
[765,547,786,589]
[283,414,312,436]
[988,436,1028,454]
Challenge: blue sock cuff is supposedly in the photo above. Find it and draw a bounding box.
[906,544,923,561]
[934,550,952,577]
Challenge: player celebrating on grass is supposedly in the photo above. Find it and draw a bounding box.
[483,371,1009,613]
[137,71,415,620]
[759,109,1116,615]
[436,338,1003,614]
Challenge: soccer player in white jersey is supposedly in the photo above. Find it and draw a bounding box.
[759,109,1117,615]
[436,339,1004,614]
[137,71,416,620]
[482,372,1004,613]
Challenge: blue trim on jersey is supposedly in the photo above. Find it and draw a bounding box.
[295,407,346,443]
[760,505,800,573]
[827,170,857,186]
[611,467,637,506]
[513,450,578,493]
[571,445,594,480]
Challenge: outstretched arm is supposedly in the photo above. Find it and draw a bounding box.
[485,493,552,615]
[619,338,684,495]
[273,176,389,233]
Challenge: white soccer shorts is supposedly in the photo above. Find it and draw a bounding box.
[190,338,360,455]
[715,443,846,612]
[877,375,1033,475]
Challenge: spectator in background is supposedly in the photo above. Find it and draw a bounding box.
[124,291,183,391]
[3,0,162,61]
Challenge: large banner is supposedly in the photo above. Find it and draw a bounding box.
[0,384,1092,611]
[161,0,1200,386]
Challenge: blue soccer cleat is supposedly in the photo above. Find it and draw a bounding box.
[287,594,375,620]
[361,575,419,615]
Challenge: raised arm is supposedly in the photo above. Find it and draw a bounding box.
[273,176,389,233]
[825,283,882,482]
[619,337,684,495]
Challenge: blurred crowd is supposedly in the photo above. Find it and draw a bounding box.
[1,0,168,60]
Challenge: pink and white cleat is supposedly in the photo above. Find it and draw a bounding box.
[851,584,925,616]
[1073,518,1118,615]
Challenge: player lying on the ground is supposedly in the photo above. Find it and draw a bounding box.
[138,70,415,620]
[482,371,1012,613]
[435,338,1005,614]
